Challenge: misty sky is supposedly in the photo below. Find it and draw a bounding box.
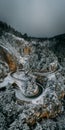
[0,0,65,37]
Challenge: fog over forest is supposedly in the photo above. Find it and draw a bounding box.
[0,0,65,37]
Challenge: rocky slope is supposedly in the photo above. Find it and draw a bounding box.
[0,26,65,130]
